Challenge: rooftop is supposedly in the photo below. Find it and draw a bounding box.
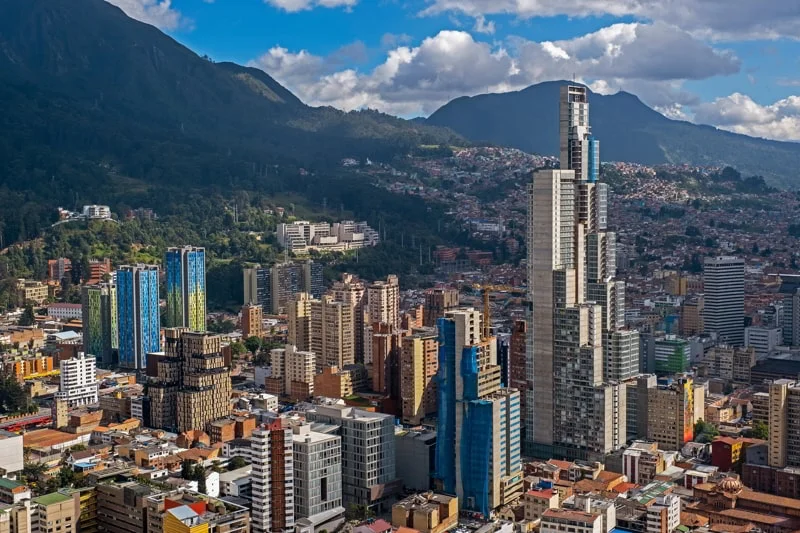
[33,492,72,506]
[543,509,599,524]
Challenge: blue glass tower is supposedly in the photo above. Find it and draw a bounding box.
[165,247,206,331]
[434,317,457,495]
[587,135,600,183]
[117,265,160,370]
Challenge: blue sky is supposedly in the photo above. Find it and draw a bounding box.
[109,0,800,141]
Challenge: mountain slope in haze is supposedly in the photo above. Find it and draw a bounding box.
[427,82,800,188]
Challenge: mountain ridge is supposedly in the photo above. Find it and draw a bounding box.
[426,81,800,187]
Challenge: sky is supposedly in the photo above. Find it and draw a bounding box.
[106,0,800,142]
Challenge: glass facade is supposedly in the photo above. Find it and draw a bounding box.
[165,247,206,331]
[117,265,160,370]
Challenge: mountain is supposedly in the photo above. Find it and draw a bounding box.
[0,0,461,246]
[426,81,800,188]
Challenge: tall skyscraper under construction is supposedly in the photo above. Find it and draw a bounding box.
[525,85,633,461]
[165,246,206,331]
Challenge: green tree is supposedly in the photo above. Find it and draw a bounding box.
[181,460,193,480]
[194,464,207,494]
[244,336,262,354]
[694,420,720,443]
[18,305,35,326]
[230,342,246,357]
[228,456,249,470]
[750,420,769,440]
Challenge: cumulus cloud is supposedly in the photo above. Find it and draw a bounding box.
[473,15,496,35]
[421,0,800,41]
[252,23,738,117]
[105,0,188,30]
[264,0,358,12]
[694,93,800,141]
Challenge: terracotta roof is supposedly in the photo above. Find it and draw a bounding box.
[526,489,555,499]
[612,482,638,494]
[548,459,573,470]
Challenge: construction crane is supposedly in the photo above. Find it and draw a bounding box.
[471,283,525,340]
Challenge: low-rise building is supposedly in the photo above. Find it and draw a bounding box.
[391,492,457,533]
[540,509,603,533]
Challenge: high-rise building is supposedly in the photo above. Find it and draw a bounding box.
[251,422,294,533]
[434,309,522,518]
[763,379,800,469]
[745,326,782,358]
[780,274,800,346]
[305,405,399,513]
[653,336,691,375]
[55,353,98,408]
[508,321,527,432]
[287,293,313,352]
[646,376,699,451]
[265,345,316,401]
[423,288,459,328]
[330,274,367,362]
[146,329,232,432]
[81,283,118,365]
[703,256,745,346]
[367,275,400,329]
[680,296,705,336]
[368,323,404,395]
[117,265,160,370]
[241,303,264,339]
[703,345,756,382]
[244,260,324,315]
[525,85,630,460]
[96,482,156,533]
[291,423,344,521]
[399,331,439,425]
[165,247,206,331]
[310,296,355,371]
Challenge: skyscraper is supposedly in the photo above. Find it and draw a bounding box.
[367,275,400,329]
[310,296,355,371]
[244,260,324,315]
[423,288,459,327]
[330,274,367,362]
[434,309,522,518]
[251,421,295,533]
[703,256,745,346]
[165,246,206,331]
[81,282,118,365]
[399,331,439,425]
[117,265,160,370]
[525,85,629,460]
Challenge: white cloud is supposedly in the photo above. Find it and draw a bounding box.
[473,15,496,35]
[694,93,800,141]
[252,24,738,117]
[264,0,357,12]
[421,0,800,41]
[104,0,188,30]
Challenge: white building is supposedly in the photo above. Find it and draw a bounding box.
[219,466,252,500]
[745,326,782,358]
[703,256,745,346]
[540,509,603,533]
[645,494,680,533]
[55,353,98,408]
[276,221,379,253]
[82,205,112,219]
[251,423,294,533]
[305,405,398,513]
[46,304,83,321]
[292,424,344,522]
[0,429,24,474]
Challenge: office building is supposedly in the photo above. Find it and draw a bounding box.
[306,405,399,513]
[680,296,704,336]
[292,424,344,521]
[367,275,400,329]
[288,293,313,352]
[435,309,522,518]
[96,482,155,533]
[423,288,459,328]
[165,246,206,331]
[508,321,527,432]
[646,376,699,451]
[330,274,367,363]
[399,331,439,425]
[55,353,98,408]
[745,326,782,358]
[310,296,355,371]
[265,345,316,401]
[117,265,160,370]
[395,428,437,492]
[525,85,630,461]
[244,261,324,315]
[32,492,79,533]
[81,283,118,365]
[703,345,755,382]
[147,329,231,432]
[241,303,263,339]
[626,374,657,441]
[780,274,800,346]
[251,421,294,533]
[653,336,690,375]
[703,256,745,346]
